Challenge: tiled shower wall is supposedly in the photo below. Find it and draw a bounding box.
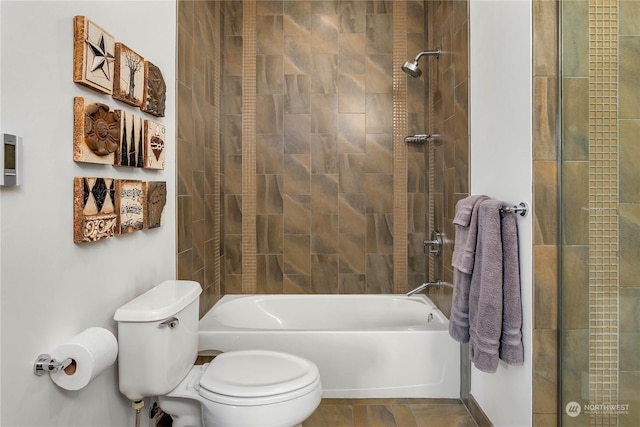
[175,0,439,313]
[220,1,429,295]
[176,0,225,315]
[423,1,469,319]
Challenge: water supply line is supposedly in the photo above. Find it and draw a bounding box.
[132,400,144,427]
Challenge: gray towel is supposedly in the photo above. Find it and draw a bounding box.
[449,195,490,343]
[468,200,523,373]
[499,207,524,366]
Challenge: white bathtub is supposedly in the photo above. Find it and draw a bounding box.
[198,294,460,399]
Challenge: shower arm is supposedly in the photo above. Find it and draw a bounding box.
[412,49,441,62]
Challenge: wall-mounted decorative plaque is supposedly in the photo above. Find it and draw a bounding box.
[113,43,144,107]
[143,120,165,169]
[144,181,167,229]
[116,180,145,234]
[73,177,118,243]
[141,61,166,117]
[73,97,121,165]
[116,111,144,167]
[73,16,115,94]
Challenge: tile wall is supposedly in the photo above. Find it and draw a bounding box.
[176,0,225,315]
[220,0,429,296]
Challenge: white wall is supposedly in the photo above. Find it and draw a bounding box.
[0,1,176,425]
[469,1,533,426]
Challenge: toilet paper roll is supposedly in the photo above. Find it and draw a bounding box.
[49,327,118,391]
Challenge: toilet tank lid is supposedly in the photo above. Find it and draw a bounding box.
[114,280,202,322]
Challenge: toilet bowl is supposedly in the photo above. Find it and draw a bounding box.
[114,280,322,427]
[161,350,322,427]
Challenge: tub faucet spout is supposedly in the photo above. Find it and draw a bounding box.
[406,281,442,296]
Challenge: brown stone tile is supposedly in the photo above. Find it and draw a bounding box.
[284,113,311,154]
[257,54,284,95]
[620,120,640,203]
[620,35,640,119]
[366,54,392,94]
[560,0,588,78]
[365,174,393,213]
[560,161,588,245]
[366,214,393,254]
[338,273,366,294]
[284,234,311,275]
[256,134,284,174]
[256,174,283,214]
[533,77,558,161]
[338,74,366,114]
[533,0,558,77]
[410,404,477,427]
[561,77,588,161]
[311,94,338,133]
[284,74,311,114]
[339,193,366,235]
[311,213,339,254]
[256,255,284,294]
[533,329,558,415]
[354,404,398,427]
[365,253,393,293]
[312,54,338,94]
[365,93,392,133]
[257,15,284,55]
[339,1,366,33]
[285,34,312,74]
[619,203,640,287]
[283,154,311,194]
[365,133,393,174]
[339,153,366,193]
[312,14,339,54]
[534,245,558,330]
[311,133,338,174]
[339,232,366,274]
[256,94,284,135]
[533,161,559,245]
[284,194,311,234]
[256,214,283,254]
[310,254,339,293]
[339,33,366,74]
[284,1,311,36]
[303,403,354,427]
[338,113,366,152]
[561,245,589,329]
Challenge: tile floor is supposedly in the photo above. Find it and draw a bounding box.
[302,398,478,427]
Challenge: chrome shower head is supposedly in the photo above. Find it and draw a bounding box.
[401,61,422,78]
[401,48,441,78]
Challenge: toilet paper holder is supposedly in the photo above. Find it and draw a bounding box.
[33,354,74,376]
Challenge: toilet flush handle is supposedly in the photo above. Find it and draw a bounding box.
[159,317,180,329]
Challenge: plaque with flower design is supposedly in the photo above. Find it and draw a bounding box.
[144,120,165,169]
[141,61,166,117]
[73,16,115,94]
[113,43,145,107]
[73,97,121,165]
[73,177,118,243]
[116,180,145,234]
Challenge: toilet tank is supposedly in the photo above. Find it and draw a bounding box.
[114,280,202,401]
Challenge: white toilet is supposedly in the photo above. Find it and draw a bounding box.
[114,280,322,427]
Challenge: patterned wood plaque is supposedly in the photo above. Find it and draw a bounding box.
[116,111,144,167]
[73,177,117,243]
[141,61,166,117]
[113,43,144,107]
[116,180,145,234]
[73,16,115,94]
[144,181,167,229]
[73,97,120,165]
[144,120,165,169]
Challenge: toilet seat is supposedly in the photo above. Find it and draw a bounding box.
[198,350,321,406]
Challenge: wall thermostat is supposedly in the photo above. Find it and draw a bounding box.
[1,133,20,186]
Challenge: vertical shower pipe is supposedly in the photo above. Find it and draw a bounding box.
[392,0,408,293]
[242,0,257,293]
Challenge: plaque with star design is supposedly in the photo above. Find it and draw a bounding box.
[73,16,115,94]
